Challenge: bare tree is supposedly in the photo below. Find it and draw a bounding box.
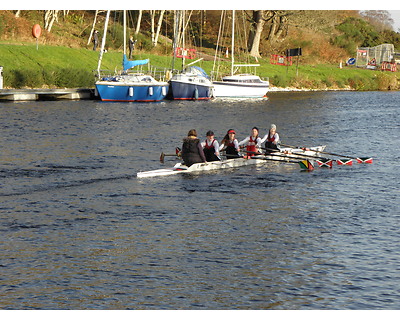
[248,10,265,58]
[266,11,290,42]
[360,10,394,31]
[150,10,156,45]
[247,10,291,58]
[44,10,59,32]
[87,10,99,45]
[153,10,166,47]
[135,10,142,35]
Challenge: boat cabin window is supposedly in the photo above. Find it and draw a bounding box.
[224,78,263,83]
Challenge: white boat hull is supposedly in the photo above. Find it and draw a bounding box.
[137,158,267,178]
[212,82,269,98]
[212,74,269,98]
[137,146,326,178]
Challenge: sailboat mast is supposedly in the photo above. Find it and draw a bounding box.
[231,10,235,76]
[182,10,185,70]
[123,10,127,55]
[97,10,111,77]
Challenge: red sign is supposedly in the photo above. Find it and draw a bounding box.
[32,24,42,38]
[270,54,292,66]
[175,47,196,59]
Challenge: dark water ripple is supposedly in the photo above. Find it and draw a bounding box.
[0,92,399,309]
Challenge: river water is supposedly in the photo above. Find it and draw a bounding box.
[0,91,399,310]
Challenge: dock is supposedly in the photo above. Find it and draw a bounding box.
[0,88,95,101]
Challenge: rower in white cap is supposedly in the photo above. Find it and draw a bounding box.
[261,124,280,153]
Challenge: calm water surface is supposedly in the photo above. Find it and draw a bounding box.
[0,91,399,309]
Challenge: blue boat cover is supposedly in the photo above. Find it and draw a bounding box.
[123,54,149,71]
[187,66,210,79]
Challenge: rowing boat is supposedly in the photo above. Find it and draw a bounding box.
[137,157,267,178]
[137,145,326,178]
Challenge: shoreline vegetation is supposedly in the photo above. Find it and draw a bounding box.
[0,43,399,91]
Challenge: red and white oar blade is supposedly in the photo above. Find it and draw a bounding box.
[316,159,333,168]
[337,159,353,166]
[356,157,373,164]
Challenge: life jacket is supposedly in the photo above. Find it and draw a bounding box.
[246,136,259,156]
[225,140,239,159]
[265,133,279,152]
[182,138,203,166]
[267,133,275,143]
[203,139,219,162]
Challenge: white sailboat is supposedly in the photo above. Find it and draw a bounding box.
[212,10,269,98]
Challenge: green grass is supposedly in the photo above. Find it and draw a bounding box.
[0,42,398,90]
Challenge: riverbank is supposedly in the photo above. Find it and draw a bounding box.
[0,43,399,91]
[268,86,354,92]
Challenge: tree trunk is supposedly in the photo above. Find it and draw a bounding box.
[248,10,265,59]
[44,10,59,32]
[87,10,99,45]
[150,10,156,46]
[274,16,287,39]
[154,10,165,47]
[267,15,278,41]
[15,10,21,18]
[135,10,142,35]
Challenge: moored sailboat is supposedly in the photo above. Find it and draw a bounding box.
[94,10,169,102]
[167,10,213,100]
[211,10,269,98]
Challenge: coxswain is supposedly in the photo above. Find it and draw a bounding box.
[219,129,240,159]
[261,124,280,153]
[181,129,207,167]
[238,127,262,158]
[202,130,221,162]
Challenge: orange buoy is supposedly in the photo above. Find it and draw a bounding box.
[32,24,42,39]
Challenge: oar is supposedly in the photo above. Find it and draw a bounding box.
[262,147,329,161]
[160,147,181,163]
[160,152,178,163]
[262,147,335,168]
[280,143,373,164]
[243,150,305,163]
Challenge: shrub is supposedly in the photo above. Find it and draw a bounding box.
[375,72,399,90]
[3,68,94,88]
[271,73,290,87]
[347,74,378,91]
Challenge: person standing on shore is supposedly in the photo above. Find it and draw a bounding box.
[93,30,99,51]
[129,37,137,59]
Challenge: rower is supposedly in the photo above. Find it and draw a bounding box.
[238,127,262,158]
[181,129,207,167]
[219,129,240,159]
[202,130,221,162]
[261,124,280,154]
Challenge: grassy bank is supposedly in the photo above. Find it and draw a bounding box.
[0,43,399,90]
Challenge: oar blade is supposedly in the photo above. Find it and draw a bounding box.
[356,157,373,164]
[160,152,165,163]
[316,158,333,168]
[299,159,314,171]
[337,159,353,166]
